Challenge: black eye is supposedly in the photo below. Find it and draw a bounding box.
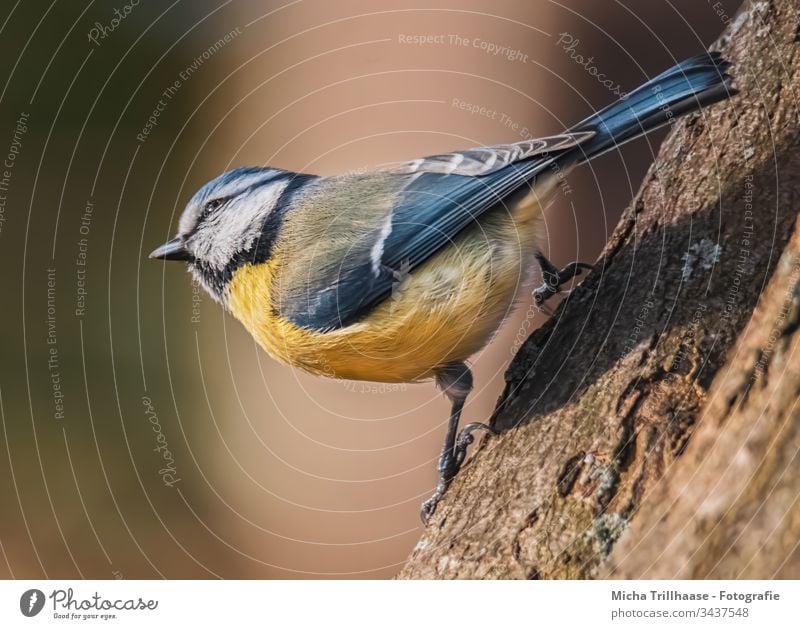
[205,198,224,212]
[199,197,226,221]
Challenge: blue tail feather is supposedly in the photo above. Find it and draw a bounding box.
[569,52,735,163]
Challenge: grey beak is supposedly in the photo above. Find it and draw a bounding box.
[149,237,193,262]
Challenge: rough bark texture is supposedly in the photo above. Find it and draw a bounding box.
[400,0,800,580]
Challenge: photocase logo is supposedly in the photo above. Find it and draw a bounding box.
[20,589,45,617]
[15,587,159,620]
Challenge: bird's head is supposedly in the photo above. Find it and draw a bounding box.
[150,166,314,302]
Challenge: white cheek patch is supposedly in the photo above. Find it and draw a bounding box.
[192,179,290,269]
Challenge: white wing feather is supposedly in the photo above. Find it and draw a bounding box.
[385,131,595,177]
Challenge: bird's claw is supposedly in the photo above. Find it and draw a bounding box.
[420,489,444,525]
[533,254,594,312]
[420,422,497,525]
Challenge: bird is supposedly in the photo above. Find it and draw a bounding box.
[151,52,734,523]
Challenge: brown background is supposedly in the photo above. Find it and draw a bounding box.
[0,0,739,578]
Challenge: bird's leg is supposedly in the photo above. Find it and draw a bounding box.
[421,363,497,524]
[533,252,594,310]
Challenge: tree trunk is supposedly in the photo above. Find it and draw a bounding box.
[400,0,800,580]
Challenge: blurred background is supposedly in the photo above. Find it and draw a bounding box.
[0,0,741,578]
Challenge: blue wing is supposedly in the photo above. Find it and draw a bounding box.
[281,153,566,331]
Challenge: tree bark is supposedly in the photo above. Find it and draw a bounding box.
[400,0,800,580]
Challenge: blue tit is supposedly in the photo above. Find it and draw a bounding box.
[151,53,734,521]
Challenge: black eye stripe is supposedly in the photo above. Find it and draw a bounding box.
[202,172,294,216]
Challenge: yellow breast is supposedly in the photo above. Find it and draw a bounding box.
[226,200,543,383]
